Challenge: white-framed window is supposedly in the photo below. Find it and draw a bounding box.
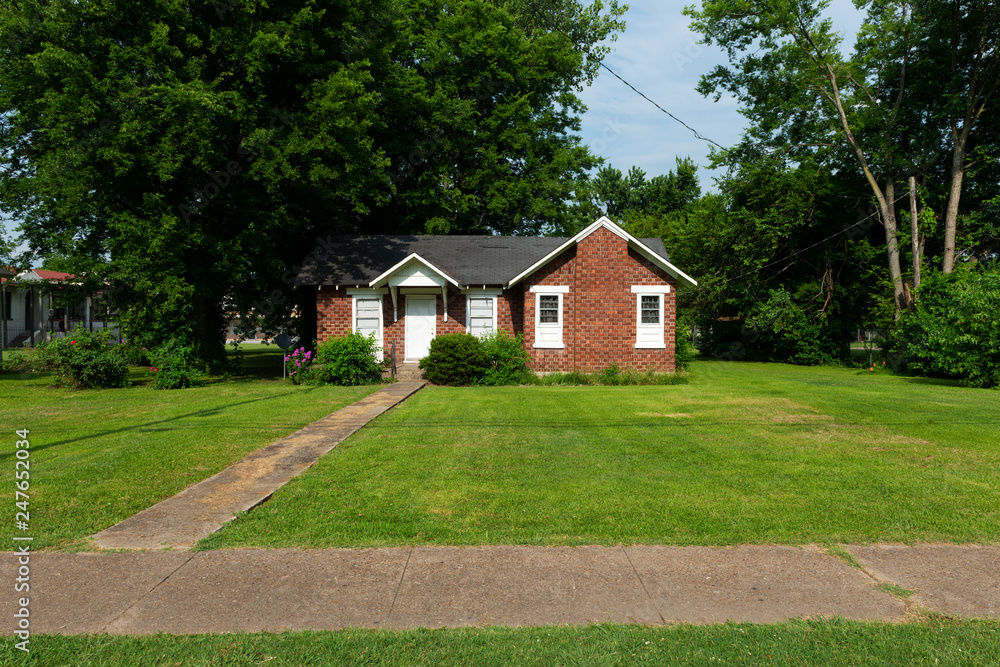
[632,285,668,348]
[530,285,568,348]
[466,296,496,336]
[348,288,386,351]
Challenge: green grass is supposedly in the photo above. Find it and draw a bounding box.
[877,582,916,599]
[201,360,1000,549]
[3,619,998,666]
[0,346,380,549]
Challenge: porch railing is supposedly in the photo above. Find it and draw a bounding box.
[1,320,120,348]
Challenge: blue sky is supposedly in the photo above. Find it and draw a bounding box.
[576,0,866,189]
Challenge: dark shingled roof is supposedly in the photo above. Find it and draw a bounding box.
[295,235,671,287]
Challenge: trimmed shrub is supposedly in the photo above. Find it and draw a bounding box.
[36,325,130,389]
[314,332,383,385]
[149,339,207,389]
[476,330,533,386]
[419,333,489,385]
[892,267,1000,388]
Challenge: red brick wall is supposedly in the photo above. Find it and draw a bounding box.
[520,227,676,373]
[314,228,677,372]
[317,286,468,362]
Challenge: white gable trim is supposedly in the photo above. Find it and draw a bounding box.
[506,216,697,288]
[369,253,460,289]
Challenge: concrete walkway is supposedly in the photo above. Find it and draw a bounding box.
[2,544,997,635]
[92,381,426,551]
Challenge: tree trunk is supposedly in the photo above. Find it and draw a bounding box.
[193,293,226,370]
[908,174,921,294]
[941,128,967,273]
[878,179,908,314]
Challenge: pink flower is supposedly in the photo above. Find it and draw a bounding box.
[70,340,77,345]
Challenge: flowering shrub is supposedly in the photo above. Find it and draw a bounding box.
[36,325,129,389]
[285,334,382,386]
[284,346,315,385]
[148,339,206,389]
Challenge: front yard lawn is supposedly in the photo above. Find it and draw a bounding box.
[200,360,1000,549]
[0,346,380,550]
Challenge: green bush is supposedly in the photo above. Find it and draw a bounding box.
[117,342,152,367]
[314,332,383,385]
[149,339,207,389]
[419,333,489,385]
[36,325,129,389]
[674,315,697,371]
[893,267,1000,388]
[476,330,533,386]
[698,290,847,365]
[1,349,41,374]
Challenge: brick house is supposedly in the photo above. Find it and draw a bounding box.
[296,217,697,372]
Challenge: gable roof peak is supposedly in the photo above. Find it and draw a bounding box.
[506,216,697,288]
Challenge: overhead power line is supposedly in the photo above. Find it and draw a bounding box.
[523,0,726,150]
[596,62,726,150]
[725,193,909,284]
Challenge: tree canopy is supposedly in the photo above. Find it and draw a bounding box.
[686,0,1000,316]
[0,0,625,364]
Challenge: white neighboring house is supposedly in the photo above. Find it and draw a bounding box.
[1,269,116,348]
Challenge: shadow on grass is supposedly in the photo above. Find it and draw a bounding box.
[0,384,324,461]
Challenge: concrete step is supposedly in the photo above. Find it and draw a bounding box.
[384,362,425,381]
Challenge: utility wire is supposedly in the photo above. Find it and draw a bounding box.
[524,0,726,150]
[596,62,727,150]
[723,193,909,284]
[525,2,906,289]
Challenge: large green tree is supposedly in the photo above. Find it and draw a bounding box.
[0,0,624,365]
[686,0,1000,316]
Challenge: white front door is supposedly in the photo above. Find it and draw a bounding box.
[405,296,436,360]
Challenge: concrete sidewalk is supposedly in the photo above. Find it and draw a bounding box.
[92,381,426,551]
[2,544,997,635]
